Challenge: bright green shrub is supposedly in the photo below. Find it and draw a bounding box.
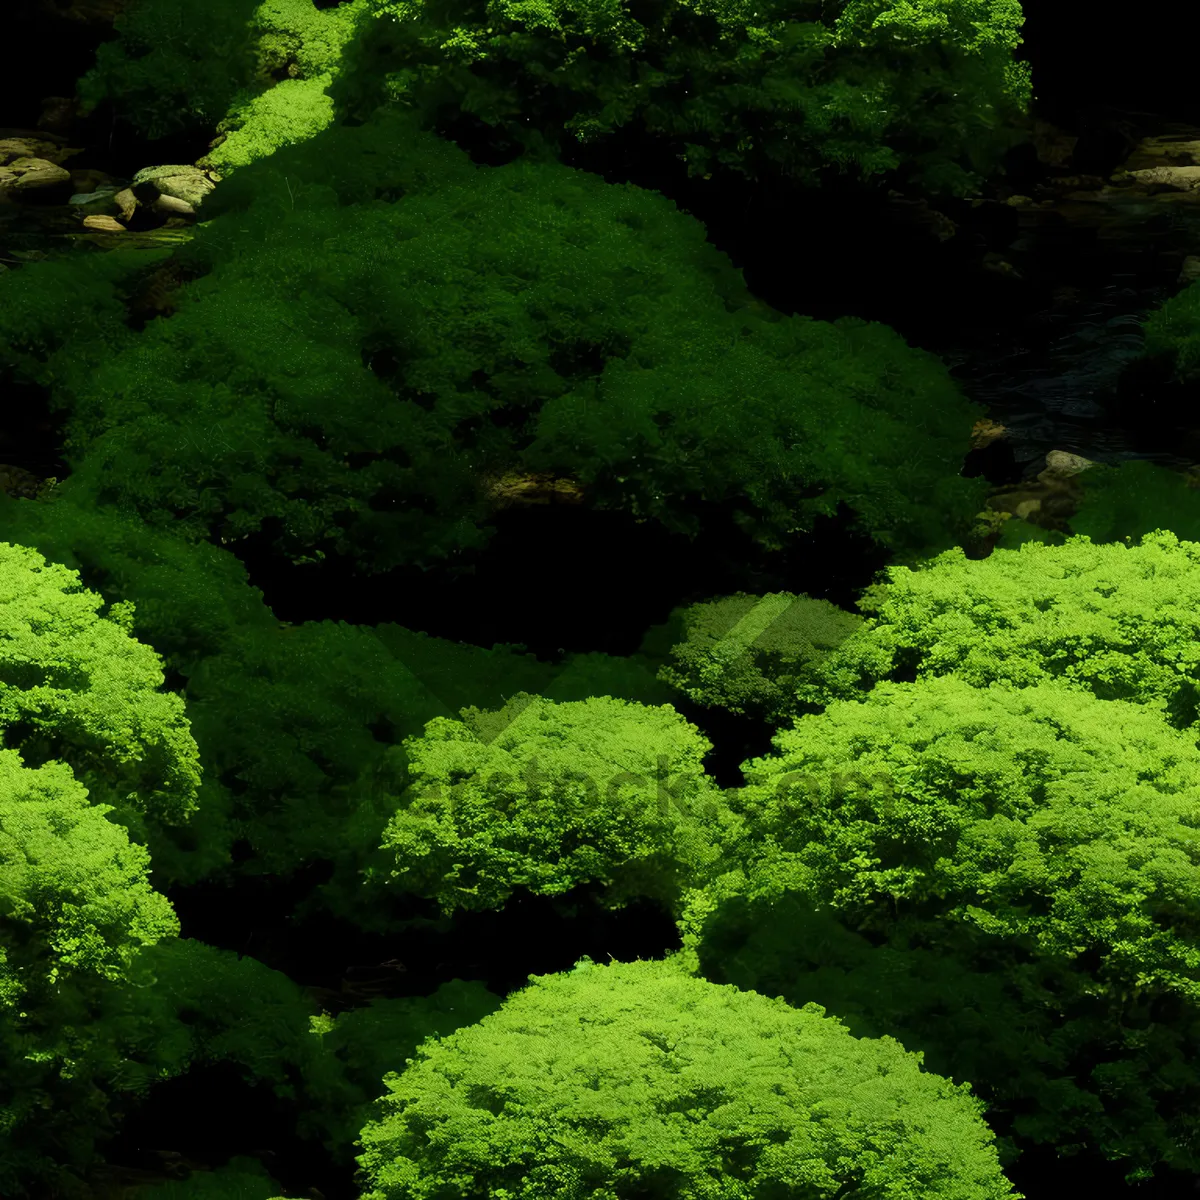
[678,674,1200,1178]
[352,955,1022,1200]
[0,540,202,840]
[0,540,211,1194]
[72,0,358,145]
[0,750,182,1197]
[0,490,276,680]
[797,529,1200,736]
[372,692,742,917]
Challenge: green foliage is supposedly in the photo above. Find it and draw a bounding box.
[0,490,276,680]
[71,0,1031,197]
[353,956,1021,1200]
[1135,275,1200,383]
[37,105,983,574]
[0,751,179,991]
[155,615,679,905]
[201,74,340,173]
[374,692,742,916]
[0,749,181,1197]
[657,589,865,724]
[0,541,213,1194]
[174,619,450,890]
[358,0,1031,195]
[298,979,505,1162]
[1066,461,1200,547]
[680,674,1200,1176]
[797,529,1200,736]
[96,936,329,1100]
[75,0,262,140]
[0,540,203,839]
[0,493,282,889]
[0,489,689,914]
[0,247,164,392]
[196,0,375,173]
[70,0,369,161]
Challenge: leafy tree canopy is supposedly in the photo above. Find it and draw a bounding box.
[797,529,1200,736]
[354,955,1021,1200]
[680,672,1200,1176]
[374,692,743,915]
[657,589,866,725]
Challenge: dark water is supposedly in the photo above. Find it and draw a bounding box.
[930,193,1200,476]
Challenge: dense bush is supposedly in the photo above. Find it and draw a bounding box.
[74,0,1032,199]
[1,104,989,577]
[349,0,1033,196]
[0,543,198,1195]
[677,672,1200,1179]
[794,528,1200,736]
[656,589,865,725]
[352,956,1021,1200]
[372,692,741,917]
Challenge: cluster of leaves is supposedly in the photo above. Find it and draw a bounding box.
[0,533,521,1196]
[0,247,159,393]
[0,749,180,1196]
[72,0,1032,199]
[73,0,368,146]
[0,540,202,841]
[353,955,1020,1200]
[793,528,1200,737]
[0,542,198,1195]
[6,104,987,576]
[0,532,1020,1199]
[352,0,1032,196]
[12,503,1200,1192]
[0,487,278,681]
[374,691,742,917]
[16,3,1186,1193]
[1134,274,1200,384]
[656,589,865,725]
[676,671,1200,1178]
[297,977,504,1164]
[96,934,503,1158]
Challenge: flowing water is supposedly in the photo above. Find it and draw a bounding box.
[929,169,1200,476]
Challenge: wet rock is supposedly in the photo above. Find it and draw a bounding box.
[0,131,85,203]
[4,156,71,190]
[985,448,1096,531]
[81,213,125,231]
[483,471,587,509]
[1122,164,1200,193]
[0,132,82,167]
[111,186,137,221]
[130,164,220,212]
[0,464,56,500]
[1039,449,1097,480]
[67,166,111,194]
